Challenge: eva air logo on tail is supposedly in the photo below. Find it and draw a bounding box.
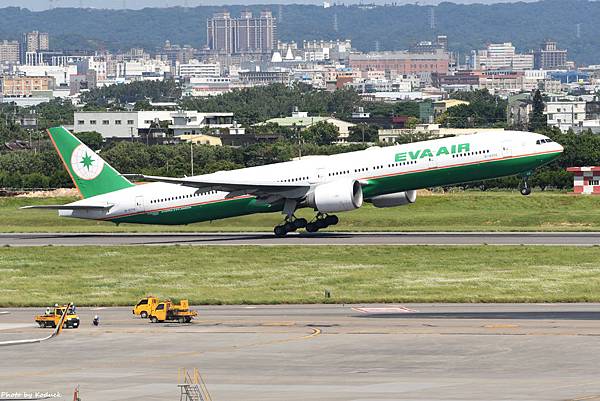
[70,144,104,180]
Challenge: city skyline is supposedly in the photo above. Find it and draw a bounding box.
[0,0,542,10]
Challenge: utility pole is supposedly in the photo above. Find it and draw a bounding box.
[190,141,194,176]
[295,124,302,159]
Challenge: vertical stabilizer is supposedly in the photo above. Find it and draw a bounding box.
[48,126,134,198]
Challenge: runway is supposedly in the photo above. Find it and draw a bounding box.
[1,231,600,246]
[1,303,600,400]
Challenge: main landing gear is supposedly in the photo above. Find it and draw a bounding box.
[273,214,339,237]
[520,172,532,196]
[274,216,308,237]
[306,214,339,233]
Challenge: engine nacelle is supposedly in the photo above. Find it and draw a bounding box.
[306,179,364,213]
[370,190,417,208]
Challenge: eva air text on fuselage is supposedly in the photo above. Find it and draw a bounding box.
[395,143,471,162]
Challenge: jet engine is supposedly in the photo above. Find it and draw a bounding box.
[370,190,417,208]
[306,179,363,213]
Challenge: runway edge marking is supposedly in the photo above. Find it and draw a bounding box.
[352,306,418,314]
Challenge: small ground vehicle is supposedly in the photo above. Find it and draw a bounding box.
[35,305,80,329]
[132,296,159,318]
[149,300,197,323]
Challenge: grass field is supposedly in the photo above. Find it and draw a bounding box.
[2,191,600,232]
[1,245,600,306]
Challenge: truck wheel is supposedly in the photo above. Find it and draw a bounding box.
[38,322,43,328]
[178,317,185,324]
[150,316,158,323]
[140,311,148,319]
[185,317,192,323]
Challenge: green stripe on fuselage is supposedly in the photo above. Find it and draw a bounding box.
[107,151,561,226]
[110,197,282,225]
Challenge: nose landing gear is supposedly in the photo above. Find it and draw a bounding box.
[520,172,532,196]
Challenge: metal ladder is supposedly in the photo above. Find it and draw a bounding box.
[178,368,213,401]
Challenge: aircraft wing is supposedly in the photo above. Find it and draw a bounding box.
[126,174,310,199]
[20,204,113,211]
[0,303,70,347]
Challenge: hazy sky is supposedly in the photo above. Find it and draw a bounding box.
[0,0,541,10]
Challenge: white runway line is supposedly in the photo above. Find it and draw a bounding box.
[352,306,417,314]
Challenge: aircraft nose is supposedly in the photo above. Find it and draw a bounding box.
[556,143,564,153]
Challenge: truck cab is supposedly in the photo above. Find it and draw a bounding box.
[35,305,79,329]
[133,296,159,318]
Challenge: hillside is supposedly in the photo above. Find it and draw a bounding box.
[0,0,598,63]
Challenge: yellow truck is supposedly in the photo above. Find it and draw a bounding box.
[35,305,80,329]
[148,300,197,323]
[132,296,159,318]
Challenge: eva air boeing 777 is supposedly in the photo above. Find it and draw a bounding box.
[24,126,563,236]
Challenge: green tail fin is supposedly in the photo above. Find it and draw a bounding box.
[48,126,134,198]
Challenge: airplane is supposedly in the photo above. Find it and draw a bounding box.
[0,304,69,347]
[23,126,563,237]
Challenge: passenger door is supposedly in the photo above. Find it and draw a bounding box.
[501,140,513,158]
[310,168,327,184]
[134,195,145,213]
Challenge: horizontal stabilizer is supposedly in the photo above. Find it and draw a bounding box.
[20,204,113,210]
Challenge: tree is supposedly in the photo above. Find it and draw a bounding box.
[348,124,379,142]
[302,121,339,145]
[529,89,547,132]
[75,131,103,150]
[406,116,419,129]
[443,90,508,128]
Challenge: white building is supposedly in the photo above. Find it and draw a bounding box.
[115,59,172,80]
[178,60,220,78]
[346,78,412,93]
[74,110,237,138]
[77,57,108,81]
[14,64,78,87]
[471,43,534,71]
[169,111,240,136]
[545,101,586,132]
[181,77,235,97]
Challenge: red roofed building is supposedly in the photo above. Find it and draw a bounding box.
[567,167,600,194]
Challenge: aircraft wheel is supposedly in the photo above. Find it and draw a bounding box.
[520,187,531,196]
[274,225,288,237]
[294,218,308,229]
[306,222,319,233]
[315,219,328,229]
[325,215,339,226]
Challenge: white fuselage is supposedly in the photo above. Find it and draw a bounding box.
[62,130,563,223]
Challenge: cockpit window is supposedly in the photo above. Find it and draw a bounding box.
[536,139,554,144]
